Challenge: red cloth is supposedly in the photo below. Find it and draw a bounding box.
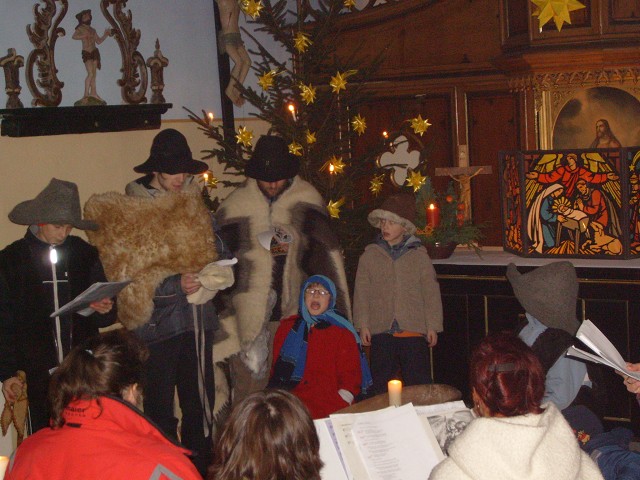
[271,315,362,419]
[6,396,201,480]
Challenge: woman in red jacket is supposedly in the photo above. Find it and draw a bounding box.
[269,274,372,418]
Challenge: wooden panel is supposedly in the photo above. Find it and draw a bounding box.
[468,92,521,246]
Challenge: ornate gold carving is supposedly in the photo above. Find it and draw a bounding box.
[25,0,68,107]
[100,0,148,104]
[508,67,640,94]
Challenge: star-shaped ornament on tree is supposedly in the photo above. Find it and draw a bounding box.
[330,70,356,94]
[369,174,385,196]
[344,0,356,8]
[351,114,367,135]
[405,169,427,192]
[327,197,346,218]
[257,70,277,91]
[235,126,254,147]
[299,83,317,105]
[410,115,432,136]
[329,155,346,174]
[531,0,585,31]
[306,130,317,145]
[294,32,312,53]
[203,173,218,189]
[289,141,303,156]
[242,0,264,18]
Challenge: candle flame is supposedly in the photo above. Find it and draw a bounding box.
[207,112,214,121]
[429,203,436,210]
[49,247,58,264]
[382,130,388,138]
[329,164,335,174]
[288,104,295,113]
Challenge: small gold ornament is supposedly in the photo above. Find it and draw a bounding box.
[330,71,349,94]
[531,0,585,31]
[327,197,346,218]
[203,173,218,189]
[344,0,356,8]
[242,0,264,18]
[235,126,254,147]
[294,32,312,53]
[410,115,432,136]
[330,155,346,174]
[306,130,317,145]
[288,141,303,156]
[351,114,367,135]
[257,70,277,91]
[369,174,385,196]
[299,83,317,105]
[405,169,427,192]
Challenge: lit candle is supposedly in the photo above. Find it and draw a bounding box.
[426,203,440,229]
[329,163,335,174]
[388,379,402,407]
[203,172,209,186]
[0,456,8,479]
[288,104,297,122]
[207,111,214,122]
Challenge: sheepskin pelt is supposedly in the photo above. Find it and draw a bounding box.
[83,191,217,330]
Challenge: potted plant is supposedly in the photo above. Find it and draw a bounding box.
[414,178,483,259]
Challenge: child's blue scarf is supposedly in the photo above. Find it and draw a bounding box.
[269,275,373,395]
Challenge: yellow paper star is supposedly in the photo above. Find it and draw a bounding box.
[299,83,317,105]
[294,32,312,53]
[257,70,277,91]
[531,0,586,32]
[351,114,367,135]
[405,169,427,192]
[409,114,432,136]
[204,174,218,189]
[330,155,346,174]
[306,130,317,145]
[369,174,385,196]
[242,0,264,18]
[330,71,348,94]
[235,126,254,147]
[288,141,303,156]
[327,197,346,219]
[344,0,356,8]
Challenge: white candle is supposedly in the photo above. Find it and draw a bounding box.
[388,379,402,407]
[0,456,9,479]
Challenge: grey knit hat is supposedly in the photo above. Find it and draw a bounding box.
[8,178,98,231]
[368,193,417,234]
[506,261,579,335]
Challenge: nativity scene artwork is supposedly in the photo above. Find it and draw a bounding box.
[500,147,640,259]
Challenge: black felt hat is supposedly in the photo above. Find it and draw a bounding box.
[245,136,299,182]
[9,178,98,230]
[506,261,580,335]
[133,129,208,175]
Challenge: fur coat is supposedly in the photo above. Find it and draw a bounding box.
[83,191,217,330]
[429,403,604,480]
[215,176,350,366]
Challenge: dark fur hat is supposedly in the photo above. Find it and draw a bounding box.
[245,136,299,182]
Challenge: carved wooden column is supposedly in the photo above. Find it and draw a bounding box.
[1,49,25,109]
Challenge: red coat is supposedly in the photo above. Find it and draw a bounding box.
[271,315,362,419]
[6,396,201,480]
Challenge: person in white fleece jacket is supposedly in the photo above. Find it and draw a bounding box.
[429,332,603,480]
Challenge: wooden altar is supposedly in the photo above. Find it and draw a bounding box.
[431,248,640,433]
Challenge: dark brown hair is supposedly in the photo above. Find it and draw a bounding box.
[208,389,323,480]
[48,329,148,428]
[470,332,545,417]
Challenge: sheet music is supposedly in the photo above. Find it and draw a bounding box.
[315,419,350,480]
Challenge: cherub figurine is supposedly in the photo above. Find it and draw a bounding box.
[72,9,111,105]
[217,0,252,107]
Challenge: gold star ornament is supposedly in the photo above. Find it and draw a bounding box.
[329,70,356,94]
[344,0,356,8]
[410,115,432,136]
[531,0,586,31]
[329,155,346,174]
[257,70,277,91]
[294,32,312,53]
[369,174,385,196]
[288,141,303,156]
[235,126,254,147]
[351,114,367,135]
[306,130,317,145]
[405,169,427,192]
[327,197,346,219]
[299,83,317,105]
[242,0,264,18]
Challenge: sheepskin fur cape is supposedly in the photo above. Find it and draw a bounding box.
[83,191,217,330]
[215,176,350,366]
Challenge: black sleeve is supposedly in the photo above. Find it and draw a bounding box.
[0,272,18,380]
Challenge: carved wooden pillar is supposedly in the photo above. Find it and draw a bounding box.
[1,49,25,109]
[146,39,168,104]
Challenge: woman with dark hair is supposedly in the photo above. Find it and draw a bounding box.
[5,330,201,480]
[208,389,323,480]
[429,333,603,480]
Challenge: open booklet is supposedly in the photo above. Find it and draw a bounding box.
[315,401,473,480]
[567,319,640,381]
[50,280,131,318]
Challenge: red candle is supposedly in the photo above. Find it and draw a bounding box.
[426,203,440,229]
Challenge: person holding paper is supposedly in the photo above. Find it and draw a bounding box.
[269,275,372,419]
[429,333,603,480]
[208,389,322,480]
[0,179,116,433]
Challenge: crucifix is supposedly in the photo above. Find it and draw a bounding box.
[435,165,492,221]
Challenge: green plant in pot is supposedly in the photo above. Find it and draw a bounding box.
[414,178,483,258]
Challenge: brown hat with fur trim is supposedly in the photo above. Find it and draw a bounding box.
[506,261,580,335]
[9,178,98,230]
[368,193,417,234]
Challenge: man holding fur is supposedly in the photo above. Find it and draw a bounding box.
[216,134,350,406]
[116,129,233,475]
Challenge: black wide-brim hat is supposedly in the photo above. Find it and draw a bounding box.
[9,178,98,230]
[245,135,299,182]
[133,129,209,175]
